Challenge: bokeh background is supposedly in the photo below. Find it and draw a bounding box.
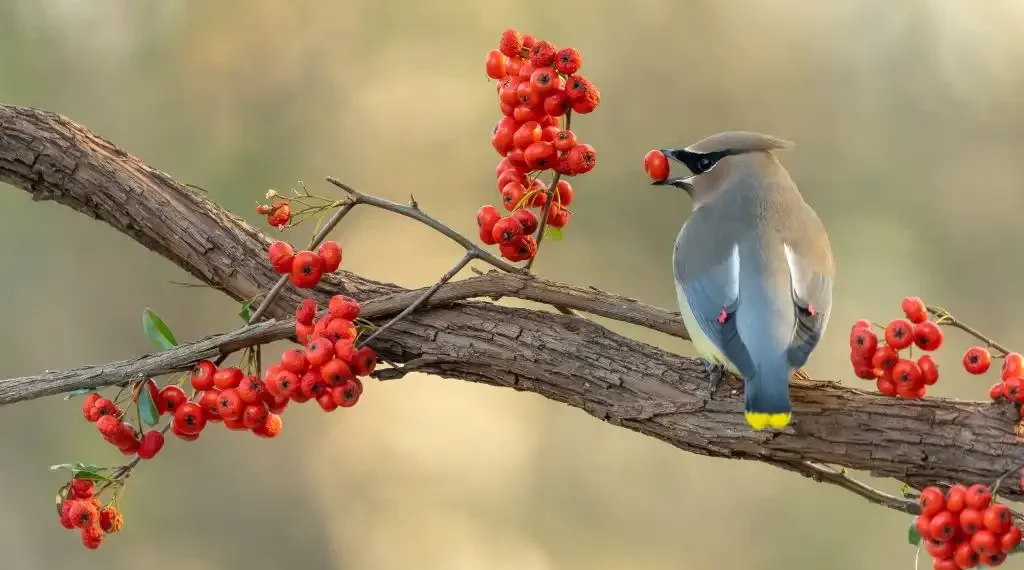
[2,1,1024,569]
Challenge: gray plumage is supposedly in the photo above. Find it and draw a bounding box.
[659,132,834,430]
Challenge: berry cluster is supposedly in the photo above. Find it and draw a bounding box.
[256,199,291,228]
[267,239,342,288]
[848,297,945,398]
[83,390,165,457]
[479,28,600,261]
[56,478,123,550]
[916,484,1021,569]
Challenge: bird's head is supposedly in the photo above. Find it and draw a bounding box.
[652,131,794,203]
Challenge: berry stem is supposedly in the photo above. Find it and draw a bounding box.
[325,178,523,274]
[356,252,475,349]
[927,305,1013,356]
[525,110,572,274]
[990,460,1024,498]
[792,460,920,515]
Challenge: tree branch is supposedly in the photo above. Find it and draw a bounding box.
[3,102,1024,513]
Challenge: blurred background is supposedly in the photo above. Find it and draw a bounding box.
[1,0,1024,568]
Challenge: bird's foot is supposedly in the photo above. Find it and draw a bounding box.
[701,359,725,400]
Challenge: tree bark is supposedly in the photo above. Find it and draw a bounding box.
[2,103,1021,502]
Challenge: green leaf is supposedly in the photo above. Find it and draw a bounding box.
[137,385,160,427]
[239,300,254,323]
[49,463,113,482]
[63,388,96,400]
[907,517,921,545]
[142,308,177,351]
[544,225,564,241]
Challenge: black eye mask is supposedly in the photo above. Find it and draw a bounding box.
[662,148,737,175]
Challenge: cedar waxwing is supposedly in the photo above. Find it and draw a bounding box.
[653,132,834,431]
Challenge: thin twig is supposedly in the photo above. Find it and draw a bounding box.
[991,460,1024,497]
[325,178,523,274]
[357,252,475,349]
[525,109,571,273]
[927,305,1014,356]
[788,461,920,515]
[247,201,357,324]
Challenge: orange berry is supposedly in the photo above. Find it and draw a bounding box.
[984,504,1013,534]
[295,298,318,326]
[352,346,377,377]
[68,500,98,529]
[524,141,557,170]
[982,551,1006,567]
[876,374,898,396]
[933,558,958,570]
[222,416,248,431]
[554,47,582,75]
[321,358,354,387]
[498,29,524,58]
[965,484,992,510]
[316,392,338,412]
[1004,377,1024,402]
[961,507,985,534]
[333,379,362,408]
[991,382,1006,400]
[242,402,269,429]
[553,129,577,153]
[335,340,358,364]
[971,530,1000,556]
[253,412,283,438]
[1002,353,1024,380]
[999,525,1021,553]
[328,295,360,320]
[953,541,980,569]
[544,89,571,117]
[529,67,560,94]
[528,40,556,67]
[554,180,573,206]
[947,484,968,513]
[916,513,934,541]
[485,49,506,79]
[925,539,954,560]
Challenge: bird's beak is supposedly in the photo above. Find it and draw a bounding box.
[659,148,684,163]
[651,176,695,191]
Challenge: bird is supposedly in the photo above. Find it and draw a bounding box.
[652,131,834,431]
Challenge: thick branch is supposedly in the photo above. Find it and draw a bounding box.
[3,103,1024,505]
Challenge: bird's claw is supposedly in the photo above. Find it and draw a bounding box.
[702,359,725,400]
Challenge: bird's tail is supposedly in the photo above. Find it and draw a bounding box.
[743,355,793,431]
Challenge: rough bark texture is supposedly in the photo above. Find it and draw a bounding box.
[2,103,1022,501]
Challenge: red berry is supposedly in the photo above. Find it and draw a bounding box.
[242,402,269,428]
[477,205,502,234]
[267,370,299,399]
[892,359,923,391]
[552,130,577,154]
[916,514,935,541]
[96,414,120,439]
[501,181,526,211]
[305,337,335,366]
[81,392,101,422]
[990,383,1005,400]
[189,360,216,391]
[352,346,377,377]
[547,204,572,228]
[500,235,538,261]
[512,209,538,236]
[485,49,506,79]
[920,486,946,516]
[499,29,523,58]
[544,90,572,117]
[926,538,955,560]
[554,47,582,75]
[1004,377,1024,402]
[68,500,98,529]
[913,321,944,351]
[947,485,968,513]
[516,81,541,108]
[521,34,536,49]
[491,216,524,246]
[236,376,266,404]
[971,530,1000,556]
[173,402,207,435]
[529,67,560,94]
[884,318,914,350]
[335,340,358,364]
[983,504,1012,534]
[135,429,164,460]
[933,558,958,570]
[524,141,557,170]
[321,358,353,386]
[851,357,877,380]
[213,366,243,390]
[930,510,959,542]
[266,201,291,227]
[325,318,357,343]
[267,241,295,274]
[492,117,517,155]
[902,296,927,320]
[216,388,244,420]
[850,327,878,358]
[317,240,343,273]
[253,413,283,438]
[512,121,542,150]
[644,150,670,182]
[70,478,94,499]
[851,319,873,331]
[876,375,898,396]
[289,251,324,288]
[279,348,307,375]
[81,525,104,549]
[333,379,362,407]
[953,541,980,570]
[966,484,992,510]
[869,347,897,372]
[999,525,1021,553]
[157,385,187,414]
[982,552,1006,567]
[99,505,123,533]
[567,144,597,174]
[317,392,338,412]
[328,295,360,320]
[300,369,328,399]
[915,355,939,386]
[529,40,556,67]
[963,347,991,375]
[554,180,573,206]
[1002,353,1024,380]
[170,420,199,441]
[961,507,985,534]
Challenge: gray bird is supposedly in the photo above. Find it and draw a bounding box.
[653,132,834,431]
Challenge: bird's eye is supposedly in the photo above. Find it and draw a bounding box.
[697,157,714,172]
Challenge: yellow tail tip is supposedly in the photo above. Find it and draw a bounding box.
[745,412,792,431]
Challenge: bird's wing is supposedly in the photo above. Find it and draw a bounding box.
[782,203,835,368]
[674,215,756,377]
